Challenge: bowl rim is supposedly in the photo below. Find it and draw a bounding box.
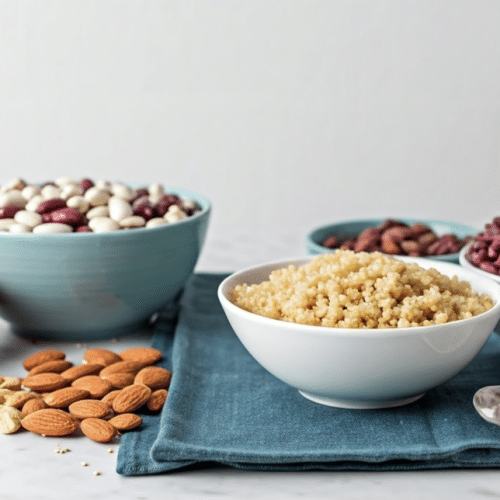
[218,254,500,338]
[459,243,500,283]
[0,186,211,239]
[305,217,478,258]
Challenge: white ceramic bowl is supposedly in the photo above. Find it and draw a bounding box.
[218,256,500,409]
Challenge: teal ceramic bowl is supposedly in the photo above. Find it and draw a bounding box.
[305,218,477,263]
[0,187,210,340]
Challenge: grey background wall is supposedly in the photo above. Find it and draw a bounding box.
[1,1,499,270]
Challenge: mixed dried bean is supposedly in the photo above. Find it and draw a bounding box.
[465,217,500,275]
[0,177,202,233]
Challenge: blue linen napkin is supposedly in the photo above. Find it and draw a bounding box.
[117,273,500,475]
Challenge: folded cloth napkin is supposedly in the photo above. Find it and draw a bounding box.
[117,273,500,475]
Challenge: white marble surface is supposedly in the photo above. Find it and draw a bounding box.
[2,239,500,500]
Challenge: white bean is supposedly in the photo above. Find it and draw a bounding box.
[0,190,27,208]
[108,196,133,222]
[88,217,120,233]
[14,210,42,228]
[145,217,168,228]
[111,183,135,201]
[84,187,110,207]
[32,223,73,234]
[66,195,90,214]
[164,205,188,223]
[119,216,146,229]
[25,195,44,212]
[0,219,16,231]
[86,205,109,219]
[4,178,26,191]
[9,223,31,233]
[21,185,41,201]
[95,180,112,192]
[61,184,83,200]
[54,176,77,187]
[41,185,62,200]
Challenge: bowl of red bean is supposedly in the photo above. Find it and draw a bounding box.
[459,217,500,281]
[0,177,210,340]
[305,218,476,263]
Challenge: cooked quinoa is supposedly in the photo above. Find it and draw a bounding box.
[231,250,494,328]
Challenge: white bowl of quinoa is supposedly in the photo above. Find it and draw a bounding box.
[217,250,500,409]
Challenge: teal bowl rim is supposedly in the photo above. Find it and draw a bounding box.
[0,186,211,241]
[305,217,478,262]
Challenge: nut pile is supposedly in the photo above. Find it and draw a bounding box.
[0,177,201,233]
[0,347,170,443]
[322,219,471,257]
[465,216,500,275]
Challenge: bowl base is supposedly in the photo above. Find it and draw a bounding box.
[298,390,426,409]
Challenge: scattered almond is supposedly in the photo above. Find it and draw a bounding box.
[44,387,91,408]
[5,391,36,409]
[134,366,172,391]
[147,389,168,412]
[22,398,49,415]
[80,418,117,443]
[68,399,113,420]
[108,413,142,431]
[22,350,66,371]
[101,372,135,389]
[112,384,152,414]
[61,363,104,382]
[71,376,113,399]
[29,359,73,375]
[83,348,122,367]
[99,361,145,377]
[101,390,121,406]
[119,347,162,366]
[0,405,24,434]
[22,373,69,393]
[21,408,79,437]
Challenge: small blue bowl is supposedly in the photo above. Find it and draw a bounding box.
[305,218,477,263]
[0,187,210,341]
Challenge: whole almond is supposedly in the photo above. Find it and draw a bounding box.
[119,347,162,366]
[99,361,144,377]
[112,384,152,413]
[147,389,168,412]
[0,377,23,391]
[22,398,49,415]
[22,373,69,393]
[0,405,24,434]
[80,418,117,443]
[21,408,79,436]
[61,363,104,382]
[22,350,66,371]
[44,387,90,408]
[101,372,135,389]
[101,390,121,406]
[134,366,171,391]
[108,413,142,431]
[83,348,122,367]
[68,399,112,419]
[5,391,36,409]
[71,376,112,399]
[29,360,73,375]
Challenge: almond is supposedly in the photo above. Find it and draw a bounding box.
[101,390,121,406]
[80,418,117,443]
[43,387,91,408]
[22,350,66,371]
[119,347,162,366]
[83,348,122,367]
[71,376,113,399]
[68,399,112,419]
[21,408,79,436]
[29,360,73,375]
[60,363,104,382]
[0,377,23,391]
[108,413,142,431]
[5,391,36,409]
[112,384,152,413]
[101,372,135,389]
[99,361,144,377]
[134,366,172,390]
[147,389,168,412]
[22,398,49,415]
[0,405,24,434]
[22,373,69,393]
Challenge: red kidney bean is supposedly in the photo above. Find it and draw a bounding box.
[50,207,83,226]
[78,178,94,192]
[75,225,91,232]
[36,198,66,214]
[0,204,21,219]
[132,195,156,220]
[41,213,53,223]
[479,261,499,275]
[156,195,181,216]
